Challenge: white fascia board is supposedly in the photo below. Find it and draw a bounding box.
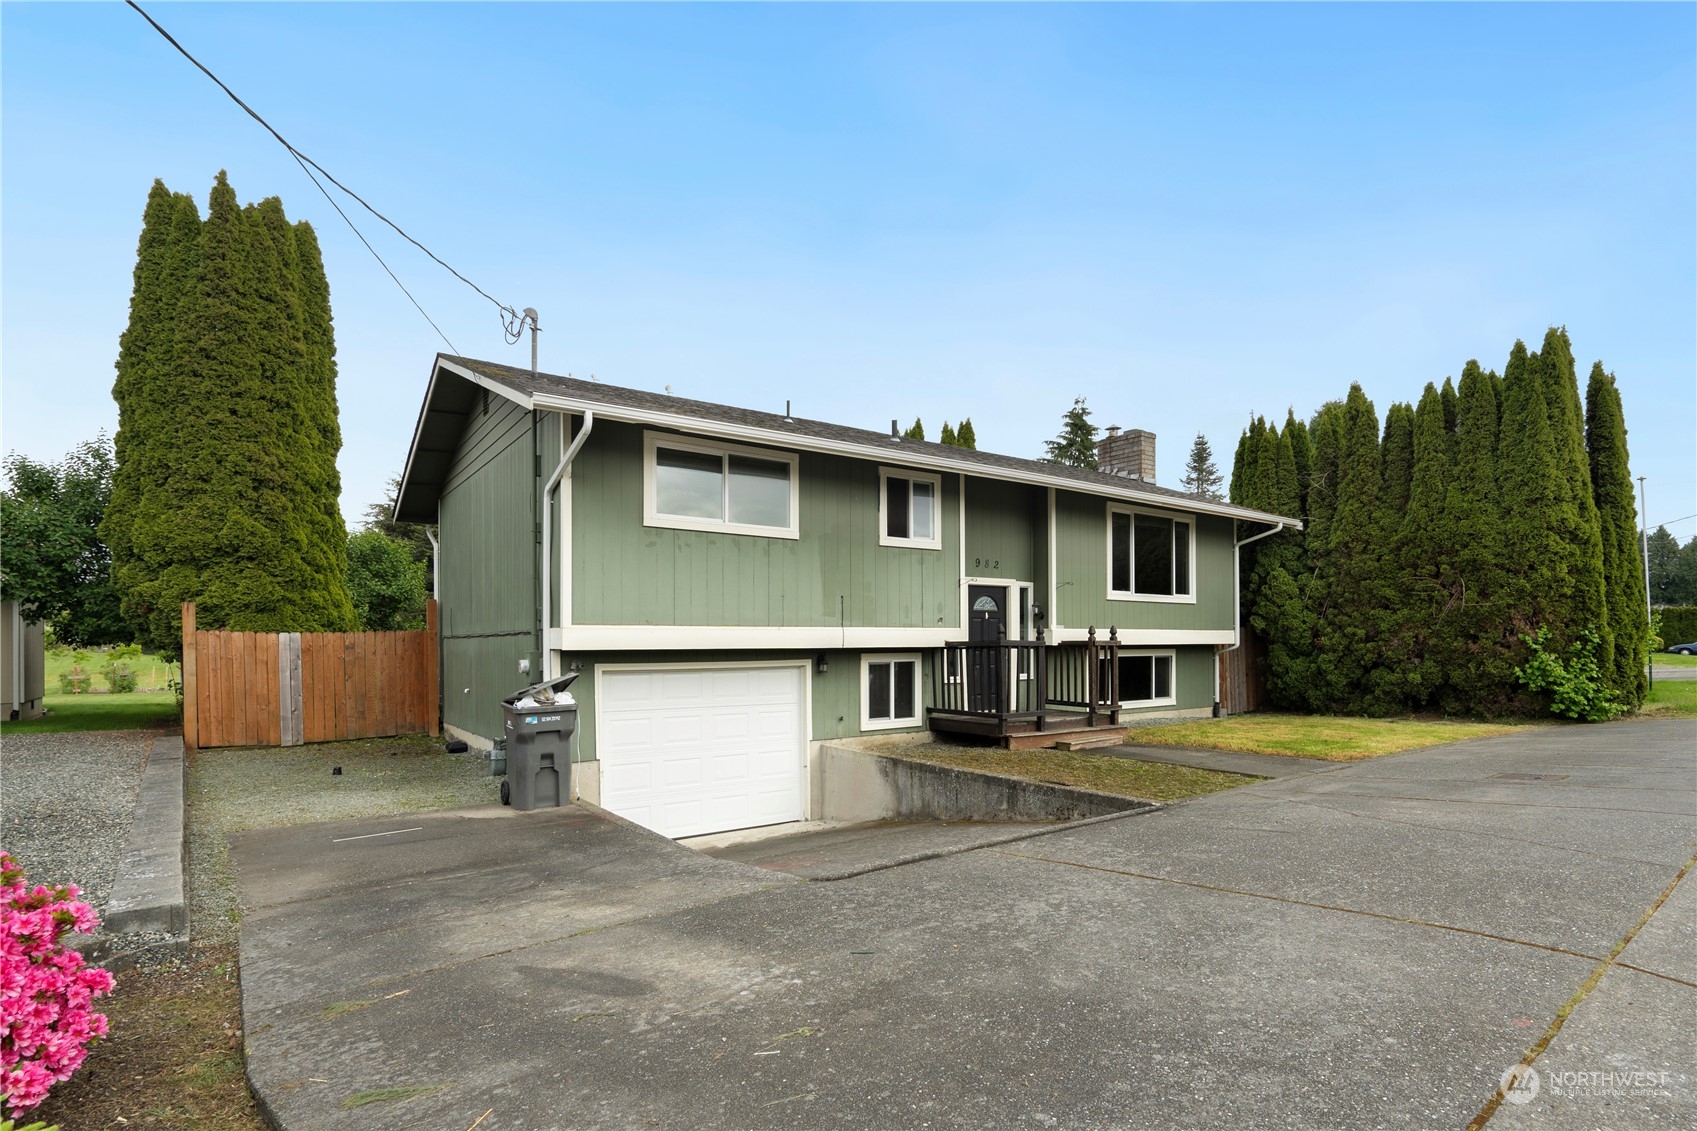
[524,389,1299,528]
[549,625,963,651]
[1049,628,1234,646]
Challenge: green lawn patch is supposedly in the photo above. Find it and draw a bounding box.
[1130,713,1531,761]
[44,646,177,693]
[1639,679,1697,718]
[1,691,179,734]
[878,742,1257,801]
[1650,652,1697,668]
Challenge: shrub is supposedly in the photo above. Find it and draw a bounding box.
[1515,626,1625,722]
[99,661,137,694]
[54,657,91,696]
[0,854,114,1116]
[1657,606,1697,649]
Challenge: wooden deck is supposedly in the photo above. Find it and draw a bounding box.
[928,631,1128,749]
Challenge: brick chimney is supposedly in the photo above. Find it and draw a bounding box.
[1097,426,1156,482]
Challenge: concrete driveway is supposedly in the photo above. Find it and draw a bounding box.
[233,720,1695,1131]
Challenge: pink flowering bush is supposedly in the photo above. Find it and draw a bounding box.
[0,852,114,1115]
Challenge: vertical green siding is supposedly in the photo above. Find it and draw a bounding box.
[571,422,960,628]
[439,396,538,738]
[964,477,1040,582]
[1053,491,1234,632]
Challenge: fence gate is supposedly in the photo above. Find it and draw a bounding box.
[182,601,439,750]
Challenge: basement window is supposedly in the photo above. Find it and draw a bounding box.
[644,431,799,539]
[862,654,921,730]
[1105,651,1176,708]
[880,468,942,550]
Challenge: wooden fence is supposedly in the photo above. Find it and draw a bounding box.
[1216,628,1268,716]
[182,601,439,750]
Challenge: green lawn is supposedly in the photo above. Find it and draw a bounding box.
[1650,651,1697,668]
[1130,713,1532,761]
[877,741,1258,801]
[1639,679,1697,718]
[1,691,179,733]
[44,646,177,694]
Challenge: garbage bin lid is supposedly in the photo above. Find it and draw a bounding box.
[502,671,579,708]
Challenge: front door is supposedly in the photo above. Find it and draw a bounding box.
[967,586,1006,712]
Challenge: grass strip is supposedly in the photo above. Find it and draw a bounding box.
[1130,713,1529,761]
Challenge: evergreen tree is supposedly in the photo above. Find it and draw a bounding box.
[903,418,925,442]
[1314,385,1386,712]
[105,172,356,655]
[1647,527,1697,605]
[955,418,977,450]
[1439,377,1459,438]
[1439,360,1511,714]
[1585,363,1647,704]
[1181,433,1224,499]
[1043,398,1099,469]
[362,475,436,587]
[1386,386,1453,708]
[1379,403,1416,520]
[939,422,957,447]
[1284,409,1312,516]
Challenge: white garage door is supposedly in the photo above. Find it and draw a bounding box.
[598,664,808,838]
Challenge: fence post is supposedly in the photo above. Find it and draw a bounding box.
[1086,626,1098,728]
[425,598,441,737]
[181,601,198,752]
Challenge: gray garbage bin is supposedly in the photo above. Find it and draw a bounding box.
[501,673,579,810]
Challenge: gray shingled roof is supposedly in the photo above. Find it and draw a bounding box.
[397,353,1297,527]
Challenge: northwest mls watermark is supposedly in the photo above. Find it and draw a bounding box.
[1500,1064,1677,1106]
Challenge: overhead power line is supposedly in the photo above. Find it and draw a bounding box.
[126,1,530,350]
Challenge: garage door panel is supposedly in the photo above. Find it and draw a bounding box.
[600,665,806,838]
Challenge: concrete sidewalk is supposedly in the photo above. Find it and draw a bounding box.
[234,720,1696,1131]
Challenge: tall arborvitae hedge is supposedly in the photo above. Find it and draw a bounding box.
[1234,330,1645,718]
[105,173,356,654]
[1585,363,1648,703]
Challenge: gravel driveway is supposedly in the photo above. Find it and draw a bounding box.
[0,730,153,911]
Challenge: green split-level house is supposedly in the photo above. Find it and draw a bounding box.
[395,355,1299,838]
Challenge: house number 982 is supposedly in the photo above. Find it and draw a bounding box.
[974,558,999,570]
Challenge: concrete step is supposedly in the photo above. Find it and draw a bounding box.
[1004,725,1127,751]
[1052,733,1129,752]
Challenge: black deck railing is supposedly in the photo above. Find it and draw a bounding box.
[929,628,1121,735]
[1046,626,1122,727]
[931,640,1048,732]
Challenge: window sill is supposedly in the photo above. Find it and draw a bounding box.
[878,533,942,551]
[643,514,800,540]
[1106,591,1196,604]
[861,716,925,732]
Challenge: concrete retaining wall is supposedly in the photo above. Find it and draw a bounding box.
[813,742,1154,824]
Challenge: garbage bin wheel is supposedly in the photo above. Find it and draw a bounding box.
[501,779,511,806]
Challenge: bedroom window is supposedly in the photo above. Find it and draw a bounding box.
[1108,507,1193,601]
[644,432,799,538]
[862,654,921,730]
[879,468,942,549]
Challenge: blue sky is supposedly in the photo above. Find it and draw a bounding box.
[4,3,1693,536]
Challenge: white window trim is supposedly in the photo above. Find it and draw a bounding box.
[1106,504,1197,604]
[879,466,944,550]
[861,652,924,731]
[1117,649,1178,708]
[643,430,800,539]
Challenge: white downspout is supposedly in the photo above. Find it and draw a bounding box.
[425,530,439,606]
[541,410,593,677]
[1215,520,1288,714]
